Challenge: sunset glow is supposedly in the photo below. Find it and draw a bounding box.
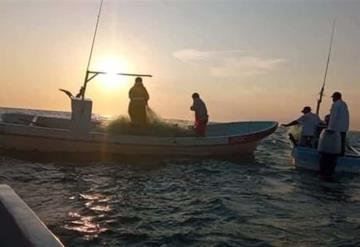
[92,56,130,91]
[1,1,360,129]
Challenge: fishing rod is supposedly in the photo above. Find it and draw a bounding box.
[80,0,152,99]
[315,20,336,116]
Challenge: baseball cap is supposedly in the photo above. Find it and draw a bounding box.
[301,106,311,113]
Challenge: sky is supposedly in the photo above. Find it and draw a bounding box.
[1,0,360,129]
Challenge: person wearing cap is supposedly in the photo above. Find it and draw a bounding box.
[328,91,349,155]
[128,77,150,127]
[282,106,322,147]
[190,92,209,137]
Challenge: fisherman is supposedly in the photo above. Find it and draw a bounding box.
[282,106,322,147]
[327,91,350,156]
[190,92,208,137]
[128,77,150,127]
[314,113,330,140]
[316,93,349,180]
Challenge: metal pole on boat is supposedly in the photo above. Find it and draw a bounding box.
[81,0,104,100]
[315,20,336,116]
[80,0,152,100]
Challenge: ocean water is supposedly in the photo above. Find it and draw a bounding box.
[1,108,360,247]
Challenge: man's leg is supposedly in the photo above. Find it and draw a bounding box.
[340,132,346,156]
[319,152,337,181]
[197,120,206,137]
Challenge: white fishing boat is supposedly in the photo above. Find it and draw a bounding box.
[0,0,278,157]
[0,110,277,157]
[287,21,360,174]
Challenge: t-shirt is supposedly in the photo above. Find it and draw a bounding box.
[191,98,208,120]
[328,99,350,132]
[129,85,149,102]
[297,112,322,136]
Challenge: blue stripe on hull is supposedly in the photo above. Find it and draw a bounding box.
[292,147,360,173]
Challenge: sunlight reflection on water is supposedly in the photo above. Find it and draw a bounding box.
[64,212,108,240]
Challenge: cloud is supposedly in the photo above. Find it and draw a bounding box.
[173,49,285,77]
[173,49,245,63]
[210,56,285,77]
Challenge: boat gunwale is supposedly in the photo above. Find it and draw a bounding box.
[0,121,278,147]
[0,111,278,139]
[207,121,278,138]
[293,146,360,159]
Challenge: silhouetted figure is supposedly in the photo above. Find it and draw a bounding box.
[314,114,331,147]
[328,91,350,156]
[324,114,331,125]
[76,86,85,98]
[190,92,208,137]
[282,106,322,148]
[128,77,149,127]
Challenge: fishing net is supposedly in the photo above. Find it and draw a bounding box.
[104,107,195,137]
[288,125,302,144]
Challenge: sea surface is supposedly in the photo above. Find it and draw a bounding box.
[1,108,360,247]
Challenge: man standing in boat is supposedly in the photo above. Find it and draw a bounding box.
[190,93,208,137]
[327,91,349,155]
[282,106,322,147]
[128,77,150,127]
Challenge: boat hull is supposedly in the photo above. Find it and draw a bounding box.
[0,121,277,157]
[292,146,360,173]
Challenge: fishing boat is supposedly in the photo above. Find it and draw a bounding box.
[0,0,278,157]
[0,111,277,156]
[288,122,360,174]
[288,21,360,173]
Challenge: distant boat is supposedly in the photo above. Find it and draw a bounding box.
[289,22,360,174]
[0,112,277,157]
[291,146,360,174]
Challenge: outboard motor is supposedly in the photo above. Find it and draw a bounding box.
[317,129,341,179]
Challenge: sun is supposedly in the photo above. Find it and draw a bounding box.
[93,56,131,91]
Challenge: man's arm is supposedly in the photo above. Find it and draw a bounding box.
[190,101,198,111]
[281,120,299,127]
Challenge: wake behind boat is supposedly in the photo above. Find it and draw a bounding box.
[0,110,277,157]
